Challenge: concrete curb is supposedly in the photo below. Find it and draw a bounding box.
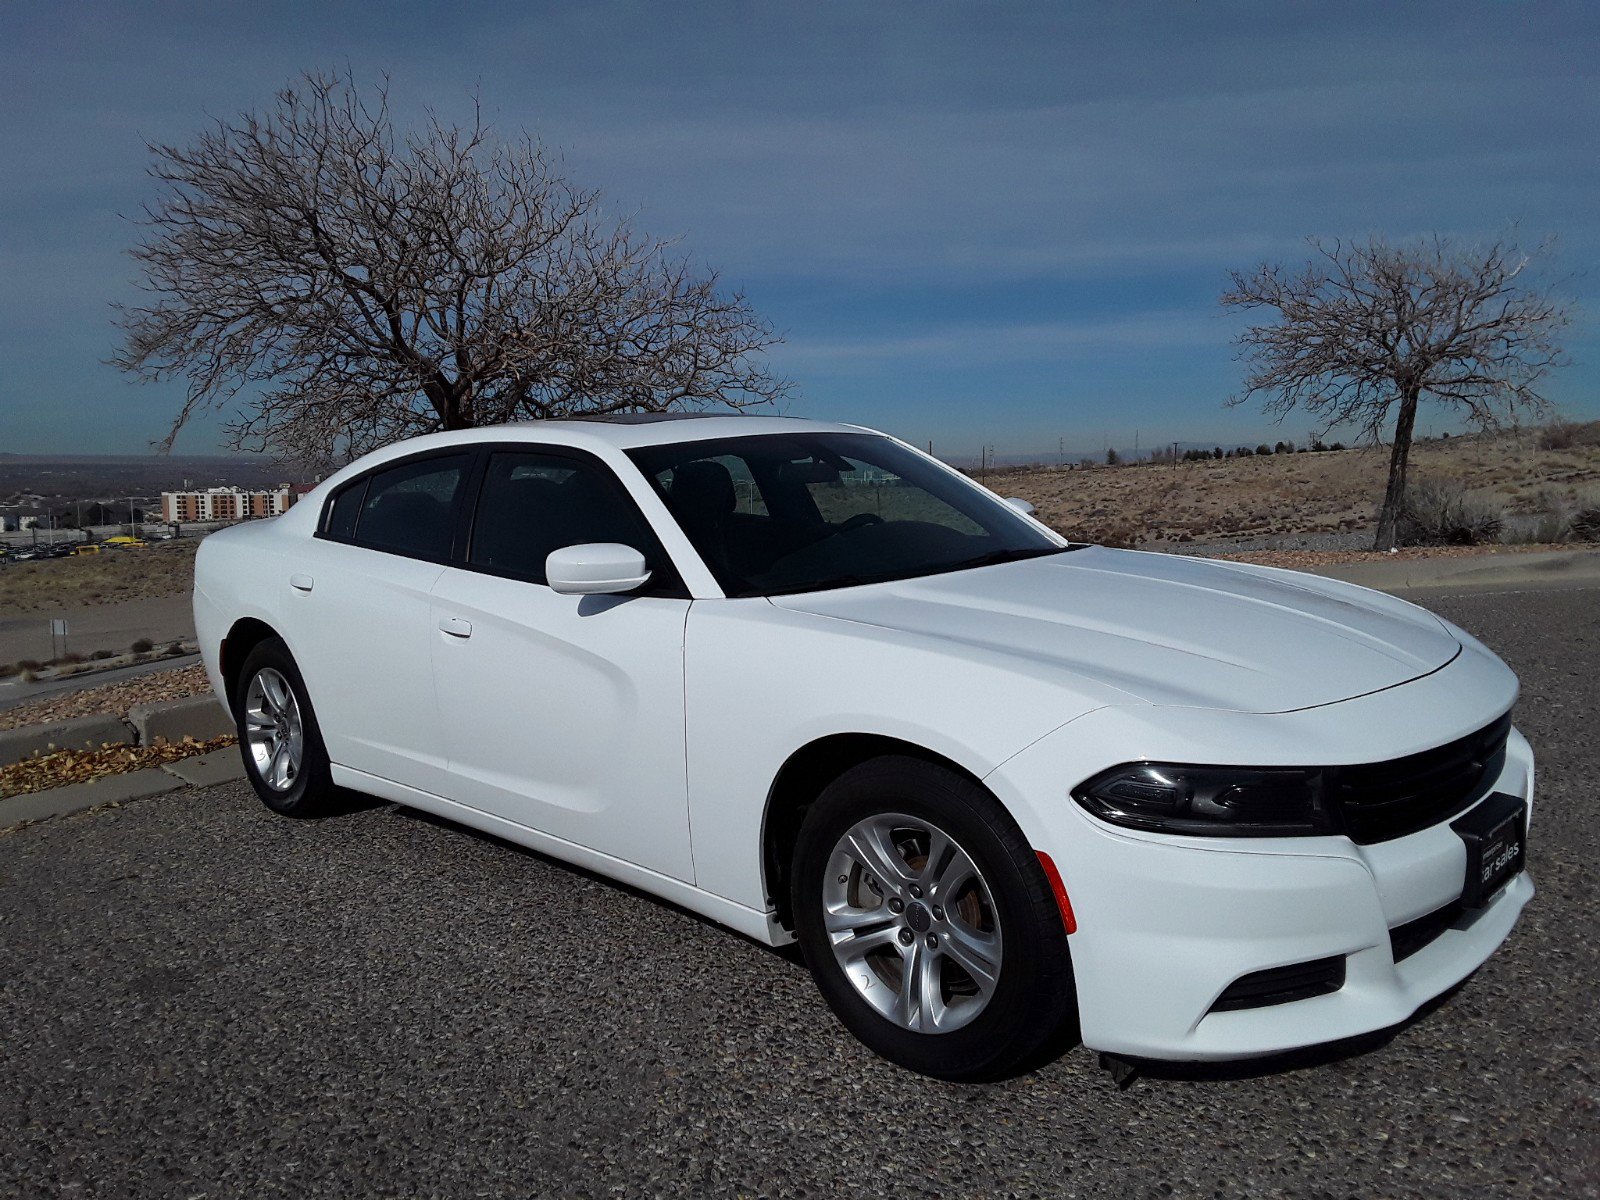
[161,747,246,788]
[129,695,234,745]
[0,714,135,766]
[0,748,246,828]
[1,692,245,829]
[0,767,182,826]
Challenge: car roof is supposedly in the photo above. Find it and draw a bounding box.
[507,412,869,449]
[334,413,876,463]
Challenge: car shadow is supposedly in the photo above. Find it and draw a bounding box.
[384,802,813,970]
[297,786,392,820]
[374,800,1477,1086]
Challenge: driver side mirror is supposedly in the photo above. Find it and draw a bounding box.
[1002,497,1036,516]
[546,543,653,596]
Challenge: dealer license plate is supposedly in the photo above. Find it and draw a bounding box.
[1452,792,1526,909]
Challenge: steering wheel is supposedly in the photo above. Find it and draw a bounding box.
[832,512,885,535]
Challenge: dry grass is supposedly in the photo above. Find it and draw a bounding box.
[989,426,1600,546]
[0,540,199,614]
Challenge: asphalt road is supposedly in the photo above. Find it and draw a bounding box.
[2,586,1596,1199]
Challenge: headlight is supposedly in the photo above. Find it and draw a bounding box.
[1072,763,1338,837]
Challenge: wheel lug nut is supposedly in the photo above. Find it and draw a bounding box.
[909,885,923,899]
[898,929,915,946]
[887,898,905,914]
[925,934,939,950]
[931,905,944,921]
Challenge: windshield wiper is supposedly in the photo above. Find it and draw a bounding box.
[948,546,1074,573]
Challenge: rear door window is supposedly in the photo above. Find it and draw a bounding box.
[347,454,470,561]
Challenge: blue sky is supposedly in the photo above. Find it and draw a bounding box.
[2,1,1597,462]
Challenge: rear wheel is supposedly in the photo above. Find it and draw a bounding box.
[233,638,337,816]
[791,755,1079,1081]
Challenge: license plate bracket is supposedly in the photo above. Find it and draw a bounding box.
[1451,792,1526,909]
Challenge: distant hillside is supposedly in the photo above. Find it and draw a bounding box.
[985,423,1600,546]
[0,455,314,500]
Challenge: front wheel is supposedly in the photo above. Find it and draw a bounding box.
[791,756,1079,1081]
[233,637,338,817]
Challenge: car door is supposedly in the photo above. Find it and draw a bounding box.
[288,450,470,797]
[428,447,696,882]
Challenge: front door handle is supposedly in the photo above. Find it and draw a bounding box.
[289,574,314,592]
[438,617,473,639]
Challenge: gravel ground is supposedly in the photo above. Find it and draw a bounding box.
[1,587,1596,1198]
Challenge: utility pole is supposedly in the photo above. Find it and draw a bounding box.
[1172,440,1180,466]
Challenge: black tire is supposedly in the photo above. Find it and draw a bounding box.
[791,755,1079,1081]
[232,637,338,817]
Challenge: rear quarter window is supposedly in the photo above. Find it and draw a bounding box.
[323,481,365,540]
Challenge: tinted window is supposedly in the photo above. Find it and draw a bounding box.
[324,480,365,540]
[469,452,661,584]
[352,454,469,560]
[628,432,1067,596]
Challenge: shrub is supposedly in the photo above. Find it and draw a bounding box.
[90,649,115,661]
[1511,488,1572,544]
[130,637,154,654]
[1395,481,1505,547]
[0,662,16,679]
[1538,421,1600,451]
[16,659,41,672]
[1572,505,1600,543]
[1504,511,1571,545]
[1256,444,1272,456]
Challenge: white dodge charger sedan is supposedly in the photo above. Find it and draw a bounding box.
[195,415,1532,1080]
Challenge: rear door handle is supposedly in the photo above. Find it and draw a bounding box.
[438,617,473,639]
[290,574,314,592]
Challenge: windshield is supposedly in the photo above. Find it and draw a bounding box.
[627,432,1072,596]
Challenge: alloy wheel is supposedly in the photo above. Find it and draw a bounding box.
[243,667,304,792]
[822,813,1003,1034]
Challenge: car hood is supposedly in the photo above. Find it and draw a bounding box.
[768,546,1462,713]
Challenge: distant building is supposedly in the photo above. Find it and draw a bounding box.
[161,486,297,523]
[0,507,47,532]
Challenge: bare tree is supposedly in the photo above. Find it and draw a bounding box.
[115,73,788,465]
[1221,234,1571,548]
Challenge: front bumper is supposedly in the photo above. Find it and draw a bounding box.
[988,646,1534,1061]
[1065,750,1531,1060]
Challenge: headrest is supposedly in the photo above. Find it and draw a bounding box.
[667,460,736,522]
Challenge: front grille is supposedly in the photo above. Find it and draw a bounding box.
[1389,900,1463,964]
[1209,956,1346,1013]
[1332,712,1512,844]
